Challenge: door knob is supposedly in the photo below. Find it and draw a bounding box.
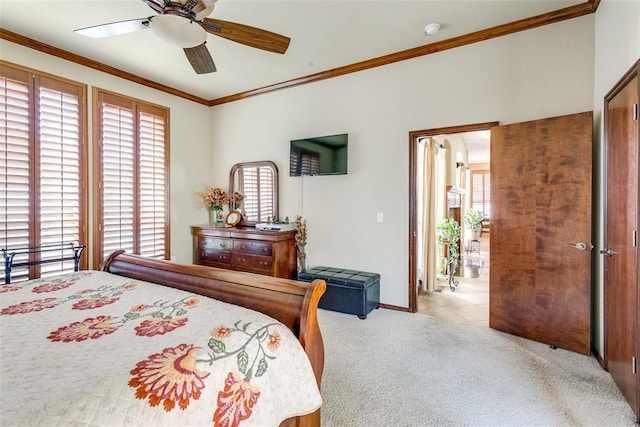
[566,242,589,251]
[600,247,615,257]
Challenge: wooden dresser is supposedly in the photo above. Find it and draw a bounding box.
[191,226,296,279]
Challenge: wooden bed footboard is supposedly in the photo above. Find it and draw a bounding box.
[100,251,326,427]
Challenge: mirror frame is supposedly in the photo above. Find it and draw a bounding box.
[229,161,279,227]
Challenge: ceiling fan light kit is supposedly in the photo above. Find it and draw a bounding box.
[150,14,207,47]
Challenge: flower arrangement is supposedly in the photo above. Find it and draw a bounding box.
[232,191,244,210]
[295,215,307,246]
[196,186,229,211]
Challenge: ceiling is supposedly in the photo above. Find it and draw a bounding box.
[0,0,585,103]
[462,130,491,164]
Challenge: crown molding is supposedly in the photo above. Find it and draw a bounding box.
[1,1,599,107]
[210,0,599,106]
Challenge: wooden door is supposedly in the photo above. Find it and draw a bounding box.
[604,61,639,421]
[490,112,593,355]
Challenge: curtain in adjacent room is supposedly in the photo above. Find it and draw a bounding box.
[419,137,446,292]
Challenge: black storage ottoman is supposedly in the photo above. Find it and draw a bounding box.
[298,266,380,319]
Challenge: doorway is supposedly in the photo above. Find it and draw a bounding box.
[408,122,497,318]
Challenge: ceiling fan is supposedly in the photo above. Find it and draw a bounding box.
[74,0,290,74]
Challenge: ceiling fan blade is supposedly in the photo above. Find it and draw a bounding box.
[74,18,150,38]
[183,43,217,74]
[140,0,165,14]
[201,18,290,54]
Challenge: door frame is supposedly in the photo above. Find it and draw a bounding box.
[602,59,640,420]
[408,121,498,312]
[603,59,640,371]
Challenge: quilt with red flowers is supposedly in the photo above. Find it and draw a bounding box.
[0,271,322,426]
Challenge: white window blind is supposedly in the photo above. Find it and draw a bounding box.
[471,170,491,218]
[94,89,169,266]
[1,64,86,283]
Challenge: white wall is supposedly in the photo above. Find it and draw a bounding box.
[0,39,213,265]
[592,0,640,355]
[210,16,595,308]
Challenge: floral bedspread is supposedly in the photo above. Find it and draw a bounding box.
[0,271,322,426]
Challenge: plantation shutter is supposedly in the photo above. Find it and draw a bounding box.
[38,77,84,277]
[0,68,31,282]
[99,94,135,260]
[240,167,259,220]
[238,166,275,222]
[258,166,274,221]
[1,64,86,283]
[471,170,491,218]
[94,89,169,266]
[138,107,168,258]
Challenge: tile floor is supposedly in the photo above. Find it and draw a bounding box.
[417,234,490,326]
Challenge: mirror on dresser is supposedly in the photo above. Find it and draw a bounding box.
[229,160,279,226]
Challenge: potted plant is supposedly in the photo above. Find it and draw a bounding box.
[436,217,461,277]
[465,208,484,240]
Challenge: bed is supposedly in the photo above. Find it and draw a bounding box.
[0,250,326,427]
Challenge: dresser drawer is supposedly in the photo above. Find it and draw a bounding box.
[199,249,231,265]
[233,239,273,256]
[232,253,273,273]
[199,237,232,253]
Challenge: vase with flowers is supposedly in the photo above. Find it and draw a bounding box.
[295,215,308,274]
[232,191,245,217]
[196,186,229,226]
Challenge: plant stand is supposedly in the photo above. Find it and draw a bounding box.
[447,244,459,292]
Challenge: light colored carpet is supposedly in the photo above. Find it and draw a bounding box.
[317,308,637,427]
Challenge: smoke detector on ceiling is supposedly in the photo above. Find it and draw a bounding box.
[424,23,441,36]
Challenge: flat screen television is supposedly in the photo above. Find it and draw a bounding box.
[290,133,348,176]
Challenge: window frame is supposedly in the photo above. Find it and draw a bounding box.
[0,61,88,282]
[92,87,170,268]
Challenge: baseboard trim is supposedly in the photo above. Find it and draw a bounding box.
[379,303,411,312]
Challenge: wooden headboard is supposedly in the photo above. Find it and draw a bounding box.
[100,250,326,427]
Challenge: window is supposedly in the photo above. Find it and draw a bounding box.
[93,88,169,267]
[0,62,87,283]
[471,169,490,218]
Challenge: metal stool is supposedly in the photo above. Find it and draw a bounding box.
[466,239,481,255]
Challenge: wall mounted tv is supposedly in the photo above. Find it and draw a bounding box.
[290,133,348,176]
